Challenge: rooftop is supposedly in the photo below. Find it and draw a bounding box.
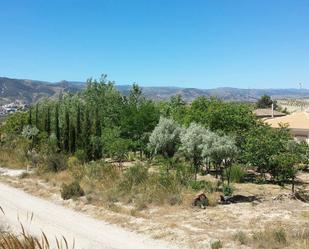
[266,111,309,130]
[253,108,286,118]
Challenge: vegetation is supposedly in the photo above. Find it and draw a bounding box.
[0,73,308,206]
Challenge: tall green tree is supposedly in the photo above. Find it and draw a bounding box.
[63,108,70,152]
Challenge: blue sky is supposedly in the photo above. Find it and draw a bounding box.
[1,0,309,89]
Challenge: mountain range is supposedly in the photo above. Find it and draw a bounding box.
[1,76,309,104]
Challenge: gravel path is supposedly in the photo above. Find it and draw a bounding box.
[0,182,180,249]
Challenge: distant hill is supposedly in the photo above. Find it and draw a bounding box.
[1,76,309,104]
[0,77,83,104]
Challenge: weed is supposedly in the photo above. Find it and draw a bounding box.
[211,240,223,249]
[60,181,85,200]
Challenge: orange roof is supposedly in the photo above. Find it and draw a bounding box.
[266,111,309,130]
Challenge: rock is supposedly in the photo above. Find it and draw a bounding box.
[220,195,259,204]
[192,193,209,209]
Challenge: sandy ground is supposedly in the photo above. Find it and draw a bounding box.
[0,182,180,249]
[1,169,309,248]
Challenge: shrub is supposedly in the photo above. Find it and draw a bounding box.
[75,149,87,163]
[273,228,287,244]
[67,156,85,181]
[190,180,217,192]
[223,184,234,197]
[45,153,67,172]
[224,164,245,183]
[119,163,148,191]
[85,162,119,182]
[211,240,223,249]
[234,231,248,245]
[60,181,85,200]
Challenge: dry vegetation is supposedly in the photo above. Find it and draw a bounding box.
[1,159,308,249]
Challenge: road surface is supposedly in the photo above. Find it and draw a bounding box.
[0,182,180,249]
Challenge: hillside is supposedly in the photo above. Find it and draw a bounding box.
[1,76,309,104]
[0,77,83,104]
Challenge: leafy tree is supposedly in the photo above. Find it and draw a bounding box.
[54,103,60,149]
[244,124,291,179]
[28,108,32,125]
[45,106,51,135]
[148,117,182,172]
[82,109,92,160]
[63,108,70,152]
[256,94,277,109]
[207,135,238,184]
[148,117,182,158]
[180,123,207,180]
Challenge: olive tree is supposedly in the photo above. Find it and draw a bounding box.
[180,123,209,180]
[148,117,182,171]
[207,135,238,184]
[148,117,182,158]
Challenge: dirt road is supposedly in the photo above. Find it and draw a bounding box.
[0,183,180,249]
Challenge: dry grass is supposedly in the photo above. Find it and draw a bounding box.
[233,226,309,249]
[0,149,27,169]
[0,205,73,249]
[1,158,309,249]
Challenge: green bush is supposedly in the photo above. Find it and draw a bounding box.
[224,164,246,183]
[119,163,148,191]
[60,181,85,200]
[190,180,214,192]
[223,184,234,197]
[233,231,248,245]
[45,153,67,172]
[211,240,223,249]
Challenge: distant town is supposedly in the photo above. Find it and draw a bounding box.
[0,101,28,116]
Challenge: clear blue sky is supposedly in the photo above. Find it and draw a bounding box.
[1,0,309,89]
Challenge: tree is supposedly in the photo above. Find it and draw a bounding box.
[207,135,238,184]
[256,95,277,109]
[180,123,207,180]
[103,128,131,168]
[63,108,70,152]
[28,108,32,126]
[54,103,60,149]
[76,104,82,149]
[244,124,291,179]
[148,117,182,158]
[35,103,39,129]
[45,106,51,135]
[82,109,92,160]
[148,117,182,172]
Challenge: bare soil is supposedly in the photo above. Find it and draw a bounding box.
[1,169,309,249]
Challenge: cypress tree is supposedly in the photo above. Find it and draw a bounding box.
[63,108,70,152]
[93,107,102,159]
[83,109,92,160]
[70,123,76,153]
[45,106,51,135]
[55,103,60,148]
[35,103,39,129]
[76,104,82,148]
[28,108,32,125]
[94,107,101,137]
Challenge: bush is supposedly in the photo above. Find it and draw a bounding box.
[211,240,223,249]
[119,163,148,191]
[85,161,119,182]
[60,181,85,200]
[67,156,85,181]
[223,184,234,197]
[233,231,248,245]
[45,153,67,172]
[190,180,217,192]
[75,149,87,163]
[224,164,245,183]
